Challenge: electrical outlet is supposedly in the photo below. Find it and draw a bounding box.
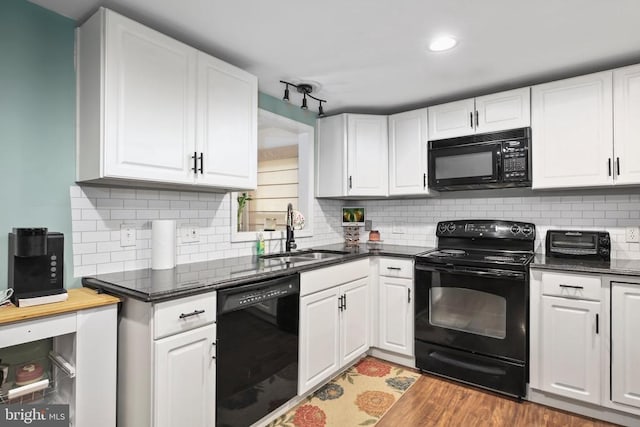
[181,225,200,243]
[626,226,640,243]
[392,222,406,234]
[120,224,136,247]
[364,220,373,231]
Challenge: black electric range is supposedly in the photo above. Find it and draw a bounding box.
[414,219,536,398]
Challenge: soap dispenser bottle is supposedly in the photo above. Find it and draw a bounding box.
[256,233,265,256]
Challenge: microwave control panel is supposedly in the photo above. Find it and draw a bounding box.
[502,140,528,182]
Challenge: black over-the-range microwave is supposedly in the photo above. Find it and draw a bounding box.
[428,127,531,191]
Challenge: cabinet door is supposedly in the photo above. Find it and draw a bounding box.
[154,325,215,427]
[531,71,613,189]
[378,276,413,356]
[347,115,389,196]
[340,277,370,366]
[316,114,347,197]
[104,11,196,183]
[475,88,531,133]
[613,64,640,185]
[299,287,341,394]
[427,98,475,140]
[611,282,640,408]
[540,296,600,404]
[196,52,257,190]
[388,109,430,196]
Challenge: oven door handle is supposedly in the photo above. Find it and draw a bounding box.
[415,264,525,280]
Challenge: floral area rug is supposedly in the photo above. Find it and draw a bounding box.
[267,357,421,427]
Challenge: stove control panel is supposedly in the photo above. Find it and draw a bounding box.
[435,220,536,241]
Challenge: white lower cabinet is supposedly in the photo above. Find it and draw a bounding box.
[298,260,369,395]
[340,278,370,364]
[298,287,341,393]
[377,257,414,357]
[540,296,601,404]
[611,282,640,409]
[118,293,217,427]
[378,276,413,356]
[155,324,216,427]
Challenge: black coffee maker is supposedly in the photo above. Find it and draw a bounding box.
[8,228,66,304]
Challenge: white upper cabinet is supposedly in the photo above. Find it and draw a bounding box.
[475,88,531,133]
[388,109,431,196]
[428,98,475,140]
[76,8,257,191]
[613,64,640,185]
[428,88,530,140]
[196,52,257,189]
[532,71,614,189]
[316,114,388,197]
[104,11,197,184]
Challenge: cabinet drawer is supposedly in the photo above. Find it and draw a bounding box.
[0,313,76,348]
[154,293,216,339]
[541,271,601,301]
[379,258,414,279]
[300,259,369,297]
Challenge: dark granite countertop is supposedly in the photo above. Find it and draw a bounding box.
[83,243,433,302]
[531,254,640,277]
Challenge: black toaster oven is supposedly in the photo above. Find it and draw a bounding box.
[545,230,610,261]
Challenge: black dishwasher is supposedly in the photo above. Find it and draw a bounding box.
[216,274,299,427]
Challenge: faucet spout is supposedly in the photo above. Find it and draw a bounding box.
[285,203,296,252]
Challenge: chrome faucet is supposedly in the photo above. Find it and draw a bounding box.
[285,203,297,252]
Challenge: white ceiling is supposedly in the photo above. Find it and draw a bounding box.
[30,0,640,115]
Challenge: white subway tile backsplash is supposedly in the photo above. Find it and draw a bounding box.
[70,185,344,278]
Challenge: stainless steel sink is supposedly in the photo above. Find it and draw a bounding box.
[261,250,349,264]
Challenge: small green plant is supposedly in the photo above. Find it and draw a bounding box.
[237,192,253,231]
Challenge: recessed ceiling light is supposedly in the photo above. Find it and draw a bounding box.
[429,36,457,52]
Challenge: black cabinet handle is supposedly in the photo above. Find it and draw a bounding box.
[608,158,612,176]
[349,176,352,189]
[179,309,205,319]
[198,152,204,174]
[423,173,426,188]
[408,288,411,303]
[475,110,479,127]
[192,151,198,173]
[387,266,401,270]
[469,112,473,128]
[617,157,620,176]
[338,296,342,311]
[343,294,347,310]
[596,313,599,334]
[559,284,584,290]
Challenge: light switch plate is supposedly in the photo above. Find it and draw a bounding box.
[120,224,136,247]
[626,226,640,243]
[364,220,372,231]
[181,225,200,243]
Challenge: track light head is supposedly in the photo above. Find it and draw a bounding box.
[301,93,308,110]
[283,84,290,102]
[318,102,325,117]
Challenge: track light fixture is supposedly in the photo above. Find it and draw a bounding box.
[280,80,327,116]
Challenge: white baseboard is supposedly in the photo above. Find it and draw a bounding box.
[527,387,640,427]
[368,347,416,369]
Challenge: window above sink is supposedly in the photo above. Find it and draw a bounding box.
[231,109,315,243]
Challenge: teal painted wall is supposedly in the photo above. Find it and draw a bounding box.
[258,92,318,128]
[0,0,77,289]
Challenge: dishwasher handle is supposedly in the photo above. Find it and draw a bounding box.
[217,274,300,315]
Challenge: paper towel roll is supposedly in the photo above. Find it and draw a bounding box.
[152,220,176,270]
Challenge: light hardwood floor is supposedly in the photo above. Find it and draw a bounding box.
[378,373,618,427]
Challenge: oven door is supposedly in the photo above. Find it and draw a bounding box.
[428,141,501,189]
[414,263,526,363]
